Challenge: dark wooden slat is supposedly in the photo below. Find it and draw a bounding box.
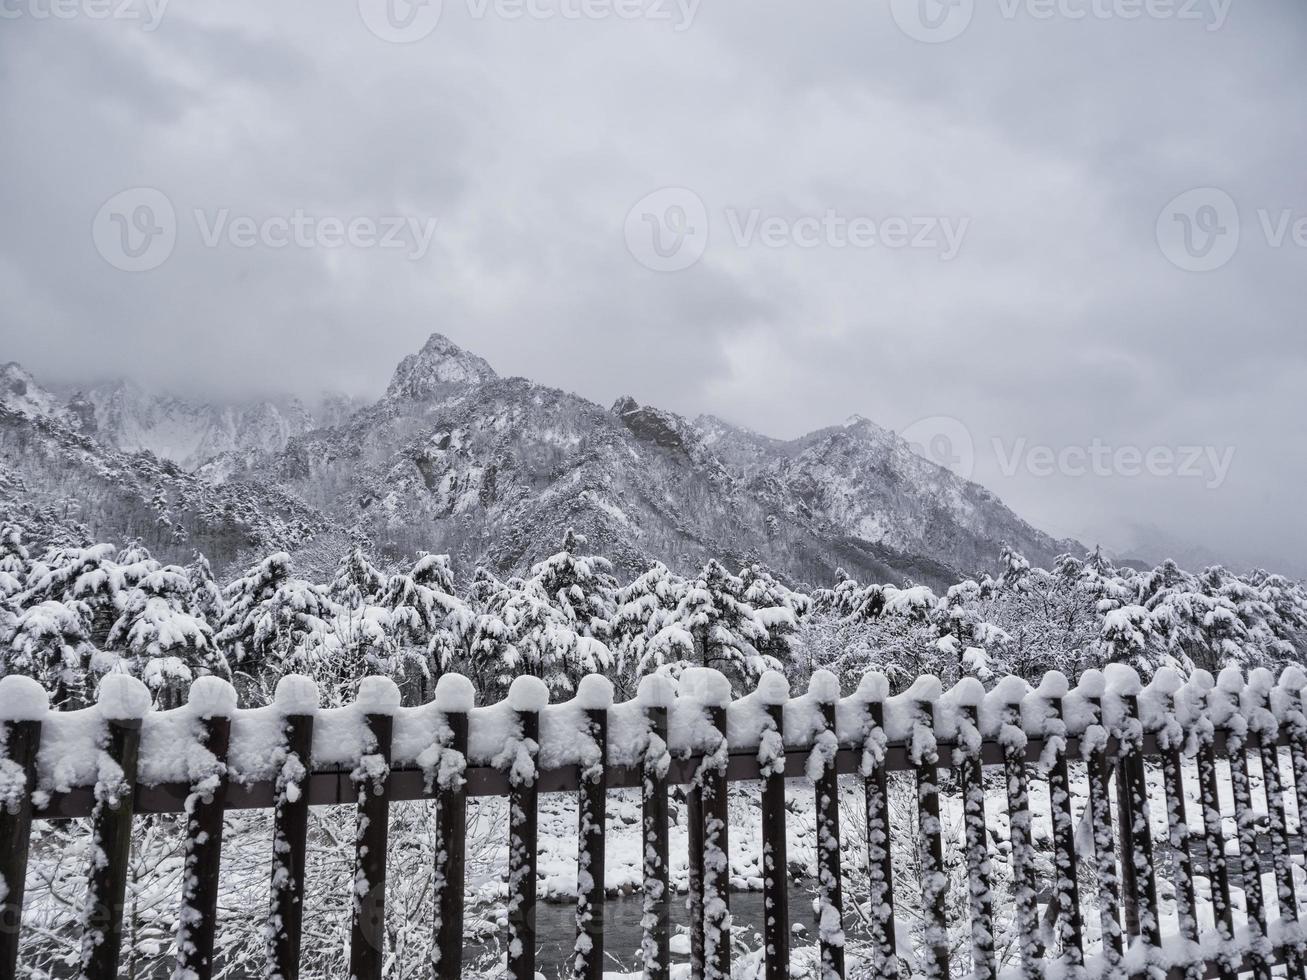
[1196,732,1238,980]
[861,700,897,980]
[1120,693,1162,950]
[507,707,540,980]
[640,704,671,980]
[701,703,731,980]
[958,703,994,980]
[349,712,394,980]
[760,702,789,980]
[0,716,43,977]
[1156,695,1201,980]
[1251,684,1303,980]
[1046,697,1085,973]
[914,698,949,980]
[1085,695,1124,975]
[1227,714,1271,980]
[267,712,314,980]
[687,784,705,980]
[78,715,142,980]
[574,706,607,980]
[814,700,845,980]
[433,709,469,980]
[1000,701,1042,979]
[173,712,232,980]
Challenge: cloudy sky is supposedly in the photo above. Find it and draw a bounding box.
[1,0,1304,573]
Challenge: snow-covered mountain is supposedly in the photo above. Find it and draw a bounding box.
[0,334,1081,585]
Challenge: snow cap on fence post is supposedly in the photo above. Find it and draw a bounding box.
[1072,668,1105,699]
[0,674,49,721]
[855,671,889,704]
[903,674,942,703]
[942,677,985,707]
[1034,671,1069,700]
[636,673,675,709]
[1103,663,1142,697]
[274,674,320,715]
[356,675,402,715]
[1247,667,1274,697]
[807,669,840,705]
[1142,667,1182,698]
[756,670,789,706]
[991,675,1028,706]
[96,673,151,720]
[187,675,237,719]
[1216,665,1244,694]
[1278,665,1307,694]
[434,673,476,712]
[575,674,614,710]
[507,675,550,713]
[679,667,731,707]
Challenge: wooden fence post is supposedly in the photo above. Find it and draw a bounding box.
[638,675,673,980]
[687,782,705,980]
[1148,672,1201,980]
[1192,674,1238,980]
[1042,678,1085,974]
[757,673,790,980]
[909,678,948,980]
[994,678,1041,980]
[1114,677,1162,952]
[350,678,399,980]
[432,674,473,980]
[0,676,48,979]
[1249,672,1304,980]
[1082,681,1125,975]
[699,679,732,980]
[573,676,612,980]
[267,675,319,980]
[78,675,149,980]
[858,673,896,980]
[951,684,994,980]
[1216,669,1272,980]
[810,671,845,980]
[174,677,237,980]
[506,676,546,980]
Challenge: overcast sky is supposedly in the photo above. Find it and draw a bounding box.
[1,0,1304,574]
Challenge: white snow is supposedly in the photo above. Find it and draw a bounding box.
[507,675,550,712]
[186,675,237,718]
[355,675,402,715]
[274,674,320,714]
[95,674,151,720]
[434,673,476,712]
[0,674,49,720]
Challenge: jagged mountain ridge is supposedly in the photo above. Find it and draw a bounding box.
[0,362,362,471]
[2,334,1081,587]
[232,334,1078,587]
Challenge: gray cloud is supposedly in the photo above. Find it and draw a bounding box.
[0,0,1304,574]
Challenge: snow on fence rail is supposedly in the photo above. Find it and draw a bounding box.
[3,663,1307,980]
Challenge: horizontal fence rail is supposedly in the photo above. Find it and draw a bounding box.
[4,662,1307,980]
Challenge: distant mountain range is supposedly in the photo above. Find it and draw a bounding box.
[0,337,1084,588]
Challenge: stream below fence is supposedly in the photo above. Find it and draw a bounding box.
[470,878,833,976]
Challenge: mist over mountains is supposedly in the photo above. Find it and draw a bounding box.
[6,335,1099,588]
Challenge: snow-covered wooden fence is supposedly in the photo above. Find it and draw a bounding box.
[4,662,1307,980]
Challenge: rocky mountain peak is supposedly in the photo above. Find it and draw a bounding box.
[385,332,498,401]
[611,396,689,451]
[1,361,71,423]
